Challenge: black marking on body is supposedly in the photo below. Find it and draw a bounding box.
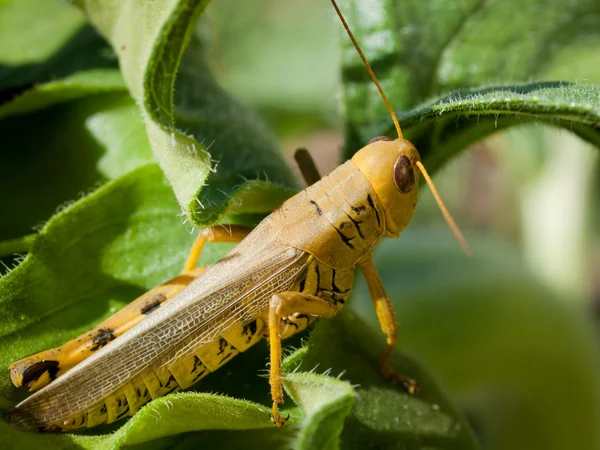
[344,212,365,239]
[21,360,59,386]
[297,266,308,293]
[333,225,355,249]
[217,337,228,355]
[191,355,203,373]
[219,351,236,365]
[141,293,167,315]
[70,415,86,426]
[136,386,149,399]
[367,194,381,227]
[162,374,179,394]
[91,328,116,351]
[165,384,179,395]
[217,338,237,364]
[309,200,323,216]
[352,204,366,214]
[298,276,307,293]
[116,404,130,420]
[165,375,176,388]
[331,270,351,295]
[100,404,107,415]
[333,292,347,304]
[242,320,258,344]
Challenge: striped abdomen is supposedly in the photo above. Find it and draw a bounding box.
[42,316,265,431]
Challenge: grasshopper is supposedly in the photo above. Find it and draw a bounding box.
[8,0,469,432]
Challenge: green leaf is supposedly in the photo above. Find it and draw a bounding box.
[0,0,116,91]
[207,0,339,133]
[351,228,600,450]
[0,395,273,450]
[0,0,84,67]
[0,1,143,243]
[387,82,600,172]
[0,166,196,354]
[339,0,600,162]
[0,2,150,243]
[283,373,355,450]
[284,312,480,450]
[0,79,153,241]
[77,0,298,226]
[92,394,273,449]
[0,70,126,120]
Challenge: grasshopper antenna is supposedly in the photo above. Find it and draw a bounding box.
[330,0,471,256]
[330,0,403,140]
[416,161,471,255]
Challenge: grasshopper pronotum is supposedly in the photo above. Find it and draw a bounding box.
[9,0,469,432]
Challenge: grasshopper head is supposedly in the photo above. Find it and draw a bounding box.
[352,137,421,237]
[332,0,469,253]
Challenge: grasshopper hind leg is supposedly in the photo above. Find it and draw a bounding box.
[10,225,252,392]
[9,267,208,392]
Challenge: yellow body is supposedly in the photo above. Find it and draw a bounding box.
[9,139,422,431]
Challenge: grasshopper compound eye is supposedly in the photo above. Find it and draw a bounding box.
[393,155,416,194]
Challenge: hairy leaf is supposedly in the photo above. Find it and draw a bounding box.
[0,0,135,241]
[0,83,151,241]
[77,0,297,226]
[339,0,600,162]
[284,312,480,450]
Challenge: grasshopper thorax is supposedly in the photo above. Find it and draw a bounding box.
[352,137,421,237]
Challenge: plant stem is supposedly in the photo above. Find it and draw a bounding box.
[0,234,37,257]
